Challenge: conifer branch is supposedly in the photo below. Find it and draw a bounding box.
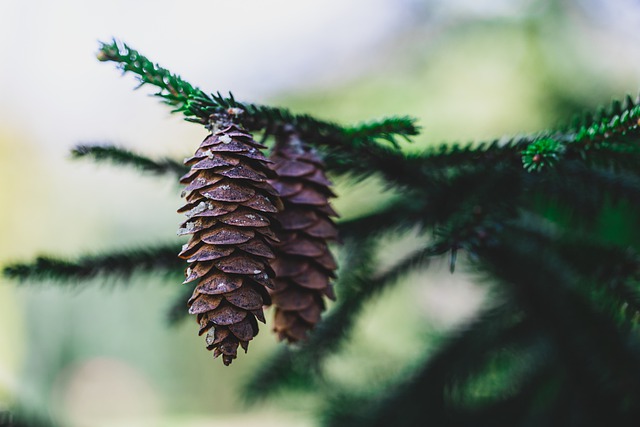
[245,239,449,401]
[520,94,640,172]
[3,244,183,283]
[97,39,200,113]
[244,240,376,401]
[415,138,523,169]
[336,196,430,240]
[572,93,640,141]
[535,161,640,218]
[505,221,640,323]
[72,144,187,176]
[97,39,419,153]
[343,116,420,148]
[0,407,59,427]
[322,306,536,427]
[477,229,640,407]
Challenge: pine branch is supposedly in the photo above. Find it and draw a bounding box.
[505,220,640,323]
[336,195,429,240]
[520,94,640,172]
[477,227,640,414]
[560,162,640,206]
[3,244,183,283]
[97,39,200,113]
[95,42,640,181]
[245,238,449,401]
[518,160,640,226]
[243,239,376,401]
[416,137,527,170]
[97,39,419,152]
[0,407,59,427]
[572,93,640,141]
[71,144,187,177]
[405,94,640,175]
[457,362,561,426]
[322,306,536,427]
[343,116,420,149]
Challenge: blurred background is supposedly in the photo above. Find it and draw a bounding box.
[1,0,640,425]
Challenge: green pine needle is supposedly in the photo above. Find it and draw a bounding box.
[521,137,564,172]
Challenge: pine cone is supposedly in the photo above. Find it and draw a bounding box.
[269,130,339,342]
[177,120,282,365]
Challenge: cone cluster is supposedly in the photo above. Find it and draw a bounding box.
[178,122,282,365]
[268,131,339,342]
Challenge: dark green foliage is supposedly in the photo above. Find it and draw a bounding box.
[321,221,640,427]
[322,306,535,427]
[0,408,58,427]
[5,41,640,426]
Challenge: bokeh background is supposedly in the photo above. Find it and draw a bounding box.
[1,0,640,425]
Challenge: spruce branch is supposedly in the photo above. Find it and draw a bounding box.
[572,93,640,142]
[477,228,640,408]
[415,138,523,169]
[505,220,640,324]
[97,39,200,113]
[343,116,420,149]
[521,137,565,172]
[71,144,187,176]
[556,162,640,207]
[337,195,430,240]
[0,407,59,427]
[245,238,449,401]
[322,306,537,427]
[97,39,423,191]
[3,244,183,283]
[520,94,640,173]
[97,39,418,147]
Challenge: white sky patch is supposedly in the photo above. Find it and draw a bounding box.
[0,0,411,153]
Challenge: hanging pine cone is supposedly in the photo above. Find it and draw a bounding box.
[177,117,282,365]
[269,129,339,342]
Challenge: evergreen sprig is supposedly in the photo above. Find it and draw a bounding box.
[322,306,534,427]
[343,116,420,149]
[245,238,450,401]
[72,144,187,176]
[0,407,59,427]
[97,39,201,113]
[521,137,565,172]
[97,39,419,151]
[476,228,640,424]
[572,94,640,142]
[3,244,183,283]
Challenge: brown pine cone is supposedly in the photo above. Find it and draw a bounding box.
[177,120,282,365]
[269,130,339,342]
